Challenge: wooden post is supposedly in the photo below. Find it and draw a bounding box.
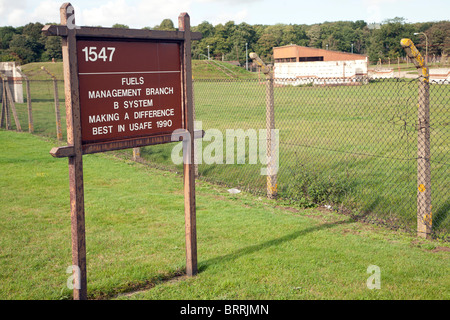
[179,12,198,277]
[401,38,432,238]
[265,70,277,199]
[417,74,431,238]
[42,66,63,140]
[17,70,33,133]
[53,78,63,140]
[1,79,6,128]
[1,75,22,131]
[60,3,88,299]
[26,79,33,133]
[192,75,199,178]
[249,53,277,199]
[5,83,10,130]
[132,147,141,160]
[6,83,21,132]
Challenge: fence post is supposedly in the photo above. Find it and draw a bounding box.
[1,78,6,129]
[179,12,198,277]
[41,66,63,140]
[18,70,33,133]
[26,79,33,133]
[0,73,21,131]
[192,75,199,178]
[249,53,277,199]
[132,147,141,161]
[401,38,432,238]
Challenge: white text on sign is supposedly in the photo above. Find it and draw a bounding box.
[81,46,116,62]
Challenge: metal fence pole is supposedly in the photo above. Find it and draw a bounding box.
[401,38,432,238]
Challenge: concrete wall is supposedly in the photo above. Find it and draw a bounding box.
[367,69,394,79]
[0,62,24,103]
[274,59,368,85]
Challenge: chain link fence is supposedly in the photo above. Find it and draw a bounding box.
[192,76,449,240]
[1,75,448,240]
[1,79,66,140]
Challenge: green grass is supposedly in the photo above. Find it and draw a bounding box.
[139,79,449,238]
[20,62,64,80]
[192,60,259,79]
[10,63,449,238]
[19,60,258,81]
[0,130,449,300]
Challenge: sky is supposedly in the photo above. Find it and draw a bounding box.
[0,0,449,28]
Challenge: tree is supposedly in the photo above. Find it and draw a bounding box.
[367,17,415,61]
[418,21,450,56]
[43,36,62,61]
[154,19,176,31]
[193,21,214,38]
[228,22,256,63]
[112,23,129,29]
[255,32,277,62]
[307,24,322,48]
[8,34,39,63]
[281,25,296,46]
[0,26,18,50]
[0,18,444,65]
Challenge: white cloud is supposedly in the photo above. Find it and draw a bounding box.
[209,8,249,25]
[196,0,261,3]
[79,0,193,28]
[0,0,193,28]
[363,0,410,23]
[0,0,60,25]
[0,0,26,16]
[29,0,61,23]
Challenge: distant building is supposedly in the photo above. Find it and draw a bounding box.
[273,45,368,85]
[0,62,24,103]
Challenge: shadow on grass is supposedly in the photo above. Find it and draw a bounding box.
[98,217,355,300]
[198,217,355,273]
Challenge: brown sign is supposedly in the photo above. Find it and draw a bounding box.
[77,40,183,144]
[43,3,202,300]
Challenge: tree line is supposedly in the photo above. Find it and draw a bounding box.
[1,18,448,66]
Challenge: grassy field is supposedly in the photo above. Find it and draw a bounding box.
[8,62,449,238]
[0,130,449,300]
[141,79,449,238]
[20,60,258,80]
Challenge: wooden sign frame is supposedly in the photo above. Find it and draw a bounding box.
[43,3,202,300]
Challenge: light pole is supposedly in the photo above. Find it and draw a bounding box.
[414,32,428,64]
[351,43,354,54]
[246,42,248,71]
[207,45,210,60]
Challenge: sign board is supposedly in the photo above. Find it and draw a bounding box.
[77,40,183,144]
[43,2,202,300]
